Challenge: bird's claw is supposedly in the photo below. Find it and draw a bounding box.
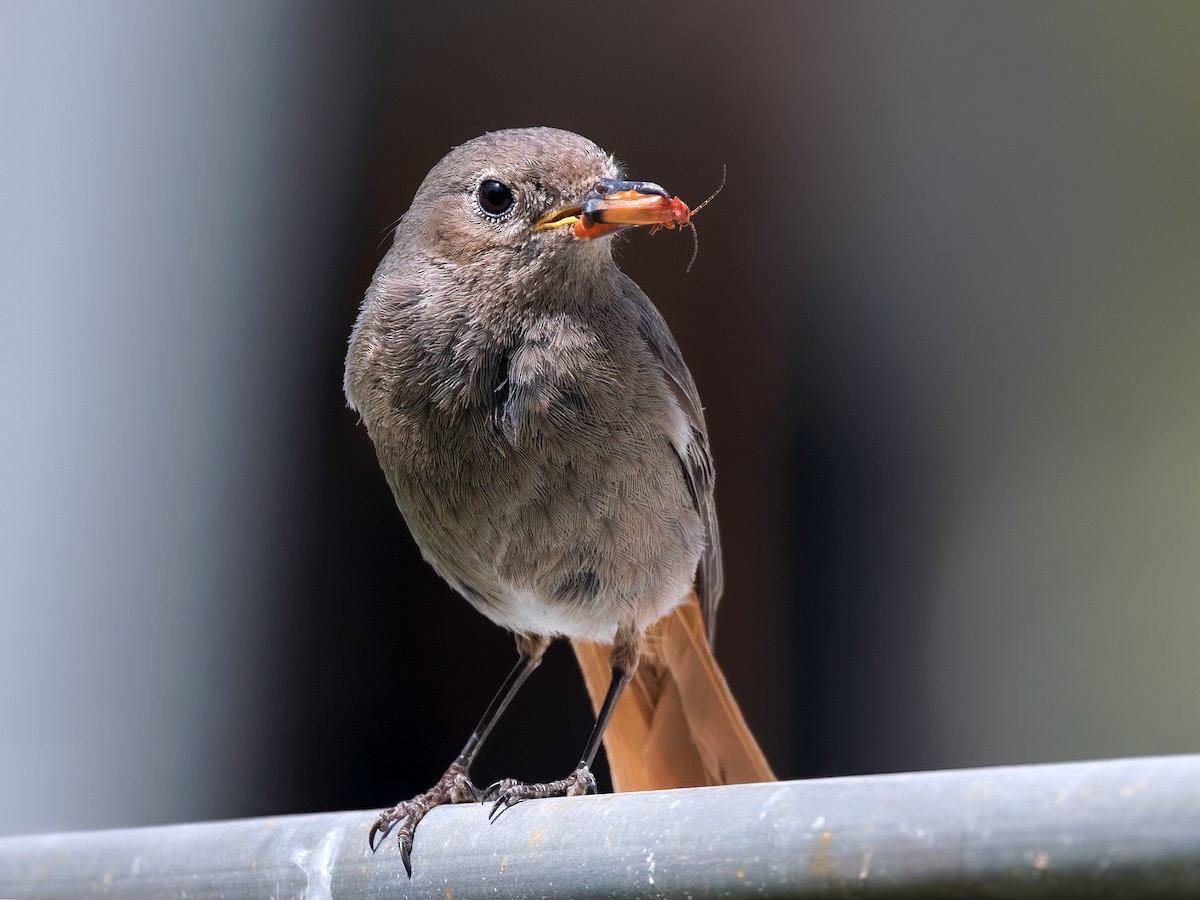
[484,764,597,821]
[368,760,480,876]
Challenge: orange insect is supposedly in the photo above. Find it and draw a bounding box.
[576,166,726,272]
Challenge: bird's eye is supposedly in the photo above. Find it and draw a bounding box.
[477,180,515,217]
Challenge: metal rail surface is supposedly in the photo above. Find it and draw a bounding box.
[2,754,1198,898]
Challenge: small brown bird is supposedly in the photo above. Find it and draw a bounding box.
[344,127,773,875]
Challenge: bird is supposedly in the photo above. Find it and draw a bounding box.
[344,127,773,875]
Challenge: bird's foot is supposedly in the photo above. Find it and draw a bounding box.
[368,760,480,876]
[484,763,597,821]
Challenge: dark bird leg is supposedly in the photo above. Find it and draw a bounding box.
[370,634,548,874]
[486,628,643,817]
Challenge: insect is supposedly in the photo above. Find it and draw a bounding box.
[577,166,727,272]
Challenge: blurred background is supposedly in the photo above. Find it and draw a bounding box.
[2,1,1199,835]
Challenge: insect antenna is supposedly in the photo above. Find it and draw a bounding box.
[685,164,726,274]
[691,164,727,218]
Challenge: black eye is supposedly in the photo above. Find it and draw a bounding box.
[477,180,514,216]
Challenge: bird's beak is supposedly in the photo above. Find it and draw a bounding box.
[534,179,689,240]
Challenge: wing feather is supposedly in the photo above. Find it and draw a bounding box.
[623,274,724,644]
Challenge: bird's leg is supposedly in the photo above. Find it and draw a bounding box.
[486,626,643,818]
[370,634,548,875]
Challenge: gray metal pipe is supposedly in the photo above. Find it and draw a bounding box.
[2,753,1198,898]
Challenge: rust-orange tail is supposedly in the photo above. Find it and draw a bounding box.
[571,593,775,791]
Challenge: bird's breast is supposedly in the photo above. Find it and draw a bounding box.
[385,313,704,640]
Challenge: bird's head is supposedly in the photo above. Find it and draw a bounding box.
[394,127,680,284]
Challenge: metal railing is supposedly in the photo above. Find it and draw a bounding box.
[2,753,1198,898]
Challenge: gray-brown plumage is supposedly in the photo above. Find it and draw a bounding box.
[345,127,771,875]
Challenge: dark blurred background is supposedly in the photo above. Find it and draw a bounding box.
[3,1,1199,835]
